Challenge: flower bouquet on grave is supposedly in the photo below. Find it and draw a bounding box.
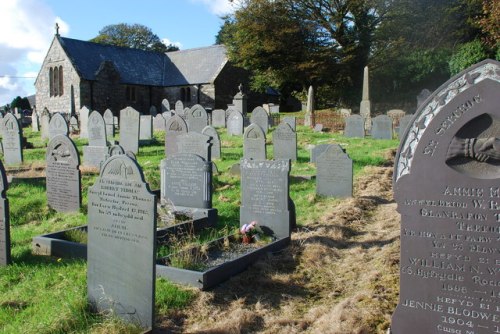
[239,221,264,244]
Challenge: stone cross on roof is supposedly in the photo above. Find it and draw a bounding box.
[55,23,60,36]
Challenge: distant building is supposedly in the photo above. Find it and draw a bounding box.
[35,33,268,115]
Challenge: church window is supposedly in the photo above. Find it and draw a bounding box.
[49,65,64,97]
[126,86,136,102]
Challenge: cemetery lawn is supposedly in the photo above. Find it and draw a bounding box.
[0,124,400,333]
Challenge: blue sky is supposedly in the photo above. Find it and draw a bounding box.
[0,0,239,106]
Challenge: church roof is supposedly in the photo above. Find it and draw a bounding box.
[57,36,227,86]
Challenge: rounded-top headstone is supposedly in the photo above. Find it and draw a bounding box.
[243,123,266,160]
[49,113,69,140]
[88,111,107,147]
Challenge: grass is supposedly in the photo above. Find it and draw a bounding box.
[0,118,399,333]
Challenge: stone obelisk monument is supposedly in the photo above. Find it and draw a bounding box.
[304,85,315,127]
[359,66,371,132]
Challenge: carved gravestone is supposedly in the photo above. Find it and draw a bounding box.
[2,114,23,165]
[165,115,188,156]
[49,113,69,140]
[32,111,40,132]
[240,159,294,238]
[227,110,244,136]
[88,155,156,330]
[283,117,296,131]
[103,109,114,139]
[139,115,153,141]
[310,144,331,163]
[397,114,414,140]
[83,111,108,168]
[391,60,500,334]
[0,160,10,266]
[371,114,393,139]
[202,125,221,160]
[161,98,170,112]
[40,109,51,140]
[153,114,166,131]
[69,116,79,134]
[344,114,365,138]
[250,106,269,133]
[273,122,297,161]
[79,106,90,139]
[46,135,81,212]
[212,109,226,128]
[150,105,158,117]
[186,104,208,133]
[119,107,140,154]
[174,100,184,114]
[244,123,266,160]
[176,132,211,162]
[316,144,352,197]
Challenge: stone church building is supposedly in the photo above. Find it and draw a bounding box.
[35,32,264,115]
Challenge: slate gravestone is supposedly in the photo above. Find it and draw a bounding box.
[227,110,243,136]
[250,106,269,133]
[32,112,40,132]
[150,105,158,117]
[103,109,114,139]
[46,135,81,212]
[153,114,166,131]
[202,125,221,160]
[397,114,413,140]
[283,117,296,131]
[240,159,293,238]
[2,114,23,165]
[84,111,108,168]
[212,109,226,128]
[273,122,297,161]
[186,104,208,133]
[49,113,69,140]
[69,116,79,134]
[344,115,365,138]
[416,88,432,108]
[40,109,50,140]
[161,98,170,112]
[244,123,266,160]
[371,114,393,139]
[79,106,90,139]
[165,115,188,156]
[139,115,153,141]
[391,59,500,334]
[315,144,352,197]
[0,160,10,266]
[119,107,140,154]
[175,100,184,114]
[176,132,212,162]
[88,155,156,330]
[310,144,332,163]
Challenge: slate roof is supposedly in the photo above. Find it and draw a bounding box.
[57,37,228,87]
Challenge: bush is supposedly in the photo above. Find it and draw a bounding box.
[449,40,489,75]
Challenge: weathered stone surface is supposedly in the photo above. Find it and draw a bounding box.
[315,144,352,197]
[391,59,500,334]
[186,104,208,133]
[282,117,296,131]
[165,115,188,156]
[161,98,170,112]
[250,106,269,133]
[212,109,226,128]
[69,116,78,134]
[160,153,212,209]
[273,122,297,161]
[46,135,81,212]
[139,115,153,140]
[103,109,114,139]
[153,114,166,131]
[397,114,413,140]
[119,107,140,154]
[227,110,243,136]
[240,159,293,238]
[79,106,90,139]
[310,144,332,163]
[202,126,221,160]
[244,123,266,160]
[176,132,211,162]
[88,155,156,330]
[371,114,393,139]
[109,144,125,156]
[88,111,107,147]
[0,160,10,266]
[2,114,23,165]
[344,115,365,138]
[32,112,40,132]
[40,108,50,140]
[174,100,184,114]
[49,113,68,140]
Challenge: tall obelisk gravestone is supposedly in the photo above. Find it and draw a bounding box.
[232,84,247,117]
[391,59,500,334]
[359,66,371,132]
[304,85,315,127]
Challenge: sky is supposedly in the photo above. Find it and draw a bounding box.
[0,0,240,106]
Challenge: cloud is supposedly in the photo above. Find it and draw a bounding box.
[161,38,183,50]
[190,0,241,16]
[0,0,69,106]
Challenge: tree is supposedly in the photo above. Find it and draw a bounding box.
[10,96,31,110]
[90,23,179,52]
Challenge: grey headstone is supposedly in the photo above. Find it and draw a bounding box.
[79,106,90,139]
[161,99,170,112]
[416,88,431,108]
[0,160,10,266]
[243,123,266,160]
[2,114,23,165]
[32,112,40,132]
[229,163,240,176]
[201,125,221,160]
[310,144,332,163]
[49,113,68,140]
[240,159,293,238]
[212,109,226,128]
[269,103,279,114]
[313,124,323,132]
[339,108,351,118]
[119,107,140,154]
[282,117,296,131]
[273,122,297,161]
[371,115,393,139]
[174,100,184,114]
[88,155,156,330]
[227,110,243,136]
[344,115,365,138]
[139,115,153,140]
[153,114,166,131]
[88,111,107,147]
[391,59,500,334]
[69,116,79,134]
[109,144,125,156]
[176,132,211,162]
[315,145,352,197]
[103,109,114,139]
[397,115,413,140]
[40,109,50,140]
[150,105,158,117]
[186,104,208,133]
[250,106,269,133]
[160,153,212,209]
[46,135,81,212]
[165,115,188,156]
